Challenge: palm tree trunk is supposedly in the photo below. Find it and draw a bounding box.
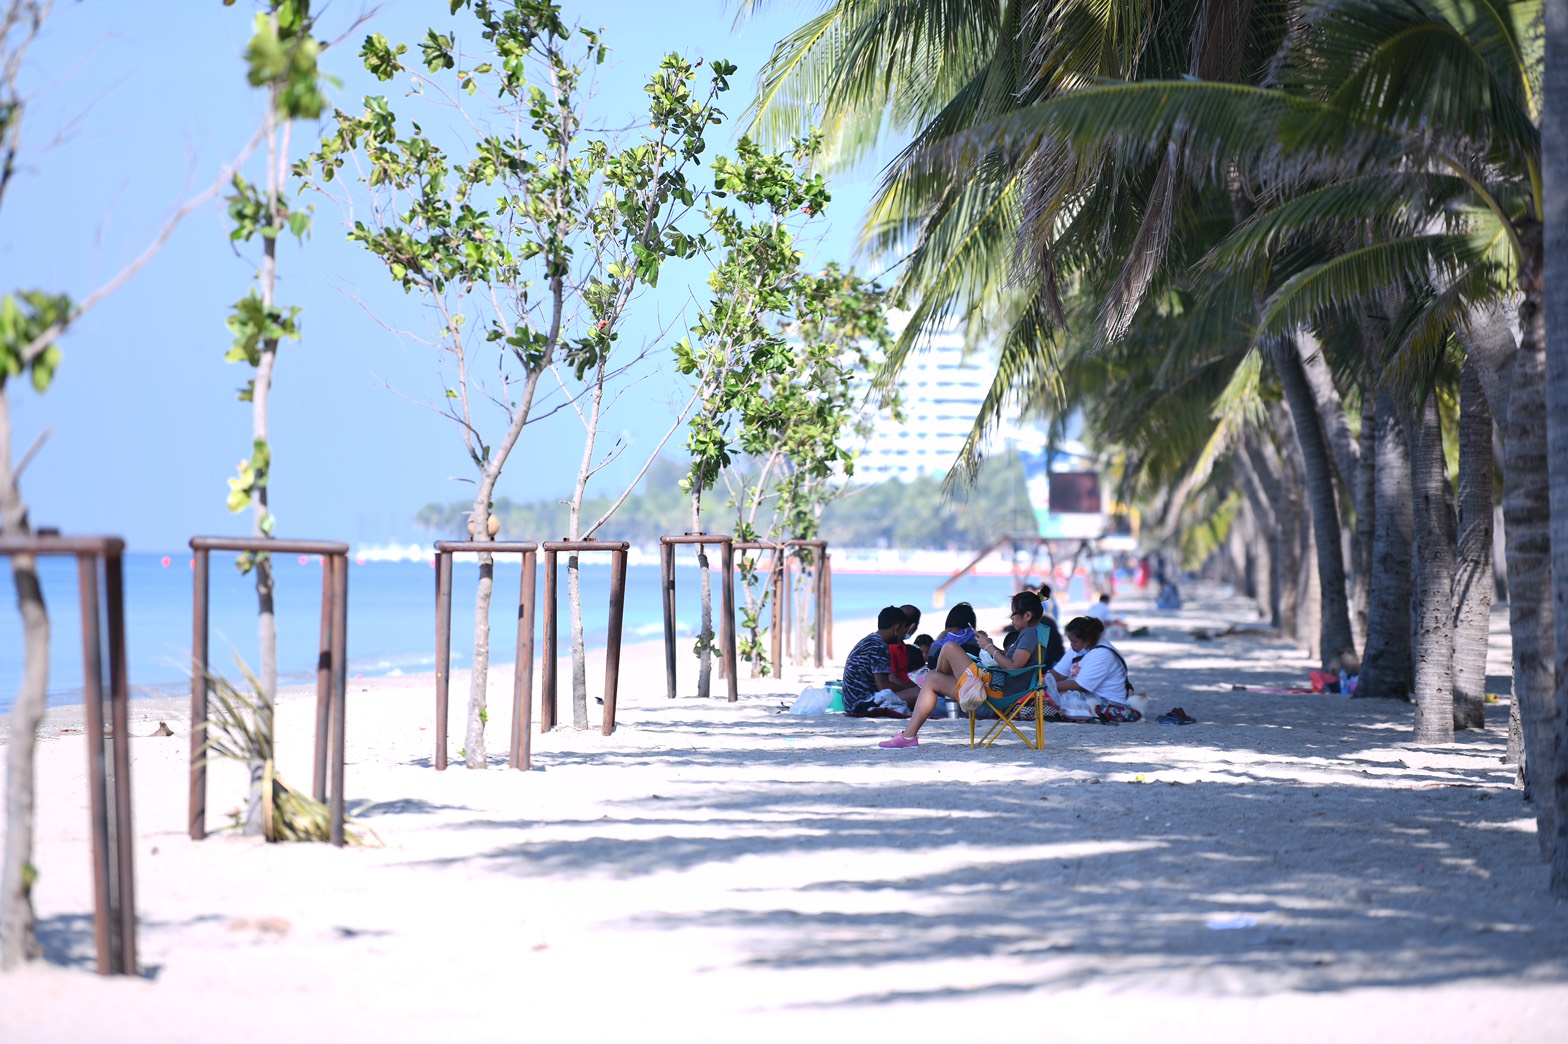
[1542,0,1568,891]
[1407,389,1456,743]
[1298,507,1320,664]
[1353,375,1378,648]
[1358,388,1414,700]
[1506,225,1557,854]
[1452,358,1493,731]
[1231,492,1271,618]
[0,386,46,969]
[1252,435,1300,639]
[1272,336,1357,669]
[1295,330,1359,501]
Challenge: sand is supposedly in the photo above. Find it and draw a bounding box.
[1,582,1566,1042]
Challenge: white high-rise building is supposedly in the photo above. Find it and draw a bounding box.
[851,316,996,484]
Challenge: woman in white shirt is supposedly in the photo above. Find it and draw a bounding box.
[1050,616,1137,720]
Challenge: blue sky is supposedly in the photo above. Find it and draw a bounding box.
[2,1,886,553]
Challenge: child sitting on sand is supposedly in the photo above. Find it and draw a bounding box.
[927,602,981,658]
[886,604,925,698]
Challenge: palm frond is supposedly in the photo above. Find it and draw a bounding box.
[202,657,372,846]
[1256,231,1492,335]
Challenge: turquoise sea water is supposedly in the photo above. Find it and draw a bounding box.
[0,553,1022,710]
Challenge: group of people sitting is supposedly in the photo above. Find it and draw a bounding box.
[839,588,1140,748]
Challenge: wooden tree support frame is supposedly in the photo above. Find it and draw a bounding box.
[0,534,137,975]
[733,540,785,680]
[781,539,832,668]
[658,534,738,702]
[188,536,349,847]
[432,540,537,771]
[541,540,629,736]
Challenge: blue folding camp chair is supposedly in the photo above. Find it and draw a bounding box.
[966,626,1054,750]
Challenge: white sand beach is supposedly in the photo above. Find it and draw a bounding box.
[2,582,1566,1042]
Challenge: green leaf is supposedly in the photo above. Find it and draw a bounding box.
[29,344,60,393]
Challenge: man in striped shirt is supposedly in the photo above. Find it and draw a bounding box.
[841,606,911,717]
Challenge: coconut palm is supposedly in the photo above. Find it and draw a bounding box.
[907,0,1551,812]
[1541,0,1568,893]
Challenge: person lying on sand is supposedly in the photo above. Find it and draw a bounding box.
[878,591,1049,748]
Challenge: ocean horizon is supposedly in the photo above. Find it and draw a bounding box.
[0,552,1039,711]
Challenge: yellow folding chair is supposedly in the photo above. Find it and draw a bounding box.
[967,630,1052,750]
[970,687,1048,749]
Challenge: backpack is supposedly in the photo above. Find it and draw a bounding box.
[1091,643,1137,701]
[1088,644,1143,722]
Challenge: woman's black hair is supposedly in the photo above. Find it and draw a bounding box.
[1010,590,1043,621]
[944,601,977,629]
[1064,616,1105,644]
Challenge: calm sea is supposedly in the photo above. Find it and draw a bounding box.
[0,553,1024,710]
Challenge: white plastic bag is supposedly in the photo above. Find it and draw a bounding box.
[871,687,909,712]
[1045,673,1099,721]
[790,686,832,715]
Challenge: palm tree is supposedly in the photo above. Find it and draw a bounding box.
[914,0,1545,793]
[1540,0,1568,894]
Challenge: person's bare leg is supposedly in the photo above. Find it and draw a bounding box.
[900,646,966,738]
[935,639,971,677]
[902,686,942,736]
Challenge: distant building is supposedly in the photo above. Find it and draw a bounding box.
[852,318,995,484]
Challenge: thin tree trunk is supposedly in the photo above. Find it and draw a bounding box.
[1452,359,1493,731]
[244,91,280,834]
[567,552,587,728]
[1232,496,1264,612]
[1353,376,1378,648]
[1505,227,1556,852]
[1273,336,1357,669]
[567,356,609,730]
[460,352,555,765]
[1278,412,1319,655]
[464,495,495,764]
[1235,506,1257,599]
[1299,505,1320,664]
[1407,389,1456,743]
[1251,435,1299,639]
[1296,330,1359,501]
[694,495,713,699]
[1240,436,1285,628]
[1494,499,1510,603]
[1359,387,1415,700]
[0,386,46,969]
[1543,0,1568,891]
[1238,464,1277,623]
